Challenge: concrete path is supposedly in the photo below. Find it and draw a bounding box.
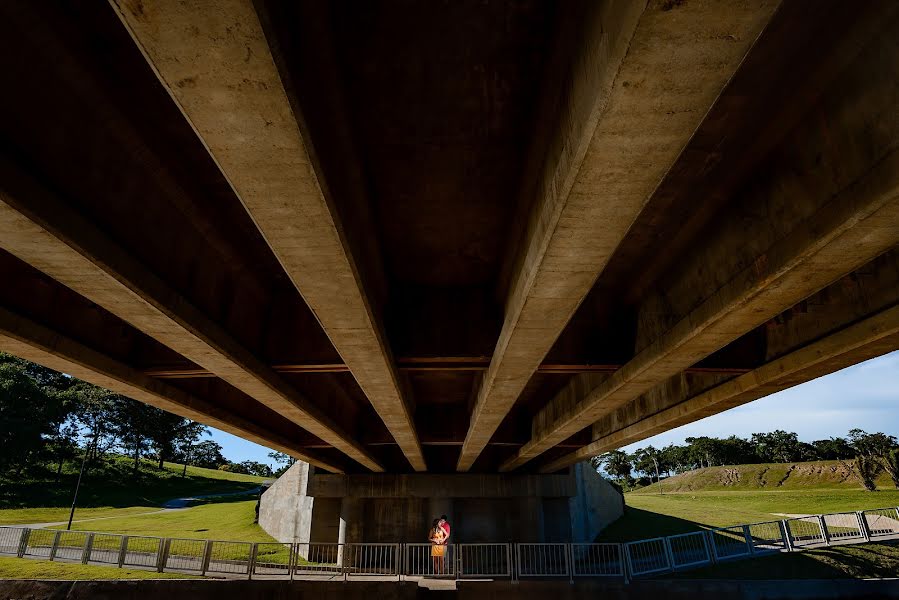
[17,487,262,529]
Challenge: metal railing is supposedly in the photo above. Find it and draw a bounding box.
[0,505,896,581]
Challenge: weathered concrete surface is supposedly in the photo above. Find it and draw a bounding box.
[456,580,899,600]
[260,462,622,543]
[505,15,899,471]
[308,471,577,498]
[258,461,314,544]
[0,307,313,465]
[567,462,624,543]
[111,0,425,472]
[458,0,782,471]
[2,579,898,600]
[546,303,899,472]
[0,165,366,473]
[0,580,419,600]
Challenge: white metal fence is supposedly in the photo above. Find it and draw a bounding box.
[0,505,896,581]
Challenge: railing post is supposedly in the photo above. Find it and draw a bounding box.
[663,536,676,571]
[247,543,258,580]
[117,536,128,568]
[565,543,573,584]
[81,533,94,564]
[857,511,871,542]
[17,529,30,558]
[156,538,170,573]
[512,543,520,584]
[705,531,718,563]
[48,531,61,561]
[624,542,635,578]
[200,540,213,575]
[289,543,296,581]
[618,544,628,584]
[817,516,830,546]
[781,520,794,552]
[741,525,753,555]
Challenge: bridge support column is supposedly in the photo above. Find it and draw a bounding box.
[337,496,363,568]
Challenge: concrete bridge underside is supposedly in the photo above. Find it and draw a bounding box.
[0,0,897,476]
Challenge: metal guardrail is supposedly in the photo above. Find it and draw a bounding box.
[0,505,896,581]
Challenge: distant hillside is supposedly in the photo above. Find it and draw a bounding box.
[630,460,895,494]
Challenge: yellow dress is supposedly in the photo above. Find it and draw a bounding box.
[430,529,446,557]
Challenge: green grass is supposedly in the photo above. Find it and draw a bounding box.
[631,460,894,494]
[0,556,196,580]
[0,455,264,526]
[599,461,899,579]
[50,500,276,543]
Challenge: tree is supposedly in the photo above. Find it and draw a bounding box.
[109,397,154,475]
[190,440,227,469]
[847,429,898,490]
[175,421,210,476]
[64,382,118,461]
[811,437,854,461]
[882,449,899,489]
[143,409,191,470]
[593,451,632,485]
[269,451,296,477]
[751,430,801,463]
[0,362,67,472]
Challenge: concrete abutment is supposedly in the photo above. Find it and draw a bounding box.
[259,462,623,544]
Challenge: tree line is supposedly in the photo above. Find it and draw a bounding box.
[0,353,289,479]
[592,429,899,492]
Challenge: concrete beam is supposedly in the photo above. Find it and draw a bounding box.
[0,158,381,472]
[110,0,425,472]
[540,303,899,472]
[0,305,344,472]
[502,22,899,471]
[457,0,782,470]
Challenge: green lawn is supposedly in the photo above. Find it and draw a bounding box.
[600,489,899,542]
[0,455,265,526]
[50,500,276,543]
[0,556,196,580]
[598,462,899,579]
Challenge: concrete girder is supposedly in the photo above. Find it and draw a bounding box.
[540,302,899,472]
[0,159,381,472]
[110,0,425,472]
[502,44,899,471]
[0,305,344,472]
[456,0,783,470]
[540,250,899,469]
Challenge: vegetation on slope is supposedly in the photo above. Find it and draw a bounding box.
[0,454,264,525]
[630,460,895,494]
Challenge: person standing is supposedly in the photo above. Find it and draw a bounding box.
[439,515,451,544]
[429,518,447,574]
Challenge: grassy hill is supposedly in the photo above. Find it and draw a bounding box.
[631,460,894,494]
[0,455,266,526]
[599,460,899,543]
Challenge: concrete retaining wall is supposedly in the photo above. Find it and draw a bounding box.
[258,461,313,544]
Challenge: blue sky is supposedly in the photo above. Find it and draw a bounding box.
[210,350,899,467]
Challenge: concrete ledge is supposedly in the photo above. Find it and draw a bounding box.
[0,579,420,600]
[457,580,899,600]
[3,579,898,600]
